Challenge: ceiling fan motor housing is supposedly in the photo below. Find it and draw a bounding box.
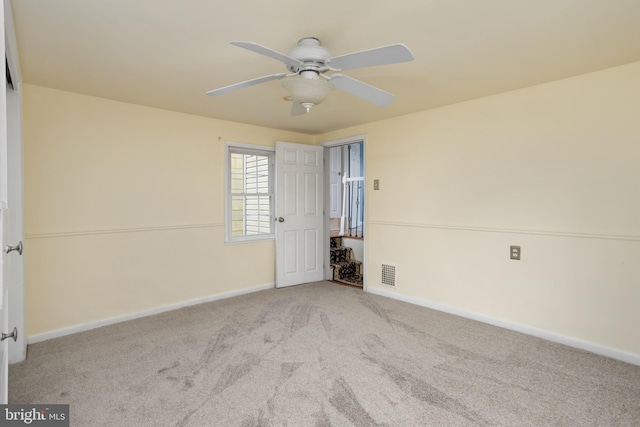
[286,37,332,74]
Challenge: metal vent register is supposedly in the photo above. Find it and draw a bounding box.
[381,264,396,287]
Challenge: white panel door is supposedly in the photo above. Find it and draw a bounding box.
[4,0,25,367]
[0,0,19,402]
[275,142,324,288]
[0,0,8,401]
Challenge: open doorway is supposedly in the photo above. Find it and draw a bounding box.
[326,140,364,288]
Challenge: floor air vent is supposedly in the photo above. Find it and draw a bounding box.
[381,264,396,287]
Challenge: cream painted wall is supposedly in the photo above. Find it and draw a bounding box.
[318,62,640,357]
[23,59,640,360]
[23,84,313,336]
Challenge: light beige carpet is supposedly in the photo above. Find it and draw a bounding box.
[9,282,640,426]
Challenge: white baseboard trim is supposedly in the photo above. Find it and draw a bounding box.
[367,286,640,367]
[27,283,275,345]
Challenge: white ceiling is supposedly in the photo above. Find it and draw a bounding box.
[11,0,640,135]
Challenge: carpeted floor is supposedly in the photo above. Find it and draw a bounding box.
[9,282,640,426]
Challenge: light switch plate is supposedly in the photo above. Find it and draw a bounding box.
[374,179,380,190]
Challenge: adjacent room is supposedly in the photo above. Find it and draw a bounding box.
[2,0,639,425]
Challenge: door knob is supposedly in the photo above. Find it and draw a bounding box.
[277,217,285,223]
[5,241,22,255]
[1,327,17,342]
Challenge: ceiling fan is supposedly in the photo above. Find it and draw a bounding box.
[206,37,414,115]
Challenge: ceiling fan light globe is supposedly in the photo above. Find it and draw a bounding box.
[282,78,334,106]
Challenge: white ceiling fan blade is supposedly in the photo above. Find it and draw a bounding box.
[206,73,287,96]
[329,74,395,106]
[231,41,302,71]
[291,102,307,116]
[329,44,414,71]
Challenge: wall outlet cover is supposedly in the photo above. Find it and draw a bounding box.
[510,245,521,260]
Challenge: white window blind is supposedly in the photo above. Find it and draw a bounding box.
[226,143,275,243]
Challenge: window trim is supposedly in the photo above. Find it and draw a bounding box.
[224,141,275,244]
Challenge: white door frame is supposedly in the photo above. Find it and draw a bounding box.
[4,0,25,364]
[321,135,367,290]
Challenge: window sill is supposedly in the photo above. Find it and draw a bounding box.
[225,234,275,245]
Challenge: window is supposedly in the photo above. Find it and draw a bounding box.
[225,142,275,243]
